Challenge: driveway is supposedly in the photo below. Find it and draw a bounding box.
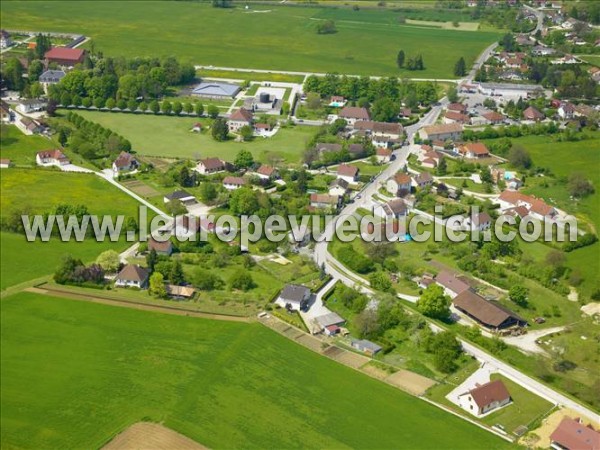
[446,363,494,406]
[502,326,566,355]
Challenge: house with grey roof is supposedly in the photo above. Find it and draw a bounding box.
[39,70,66,94]
[192,81,241,99]
[275,284,311,311]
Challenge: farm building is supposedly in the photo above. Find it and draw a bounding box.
[351,339,382,356]
[452,290,526,330]
[44,47,85,67]
[192,81,241,99]
[435,270,470,298]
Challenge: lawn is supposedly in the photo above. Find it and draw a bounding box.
[197,69,305,84]
[580,55,600,67]
[481,375,554,434]
[0,292,513,450]
[0,1,501,78]
[0,169,144,290]
[1,168,142,218]
[72,110,314,164]
[0,231,130,290]
[0,125,55,166]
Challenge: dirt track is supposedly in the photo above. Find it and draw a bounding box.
[103,422,207,450]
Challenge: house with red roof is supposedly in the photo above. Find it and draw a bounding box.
[195,157,225,175]
[337,164,359,184]
[497,191,557,221]
[112,151,138,174]
[227,108,253,133]
[254,165,278,180]
[455,142,490,159]
[444,111,471,125]
[222,176,247,190]
[44,47,85,67]
[523,106,545,122]
[338,106,370,125]
[36,149,70,167]
[375,147,392,163]
[386,172,412,197]
[550,418,600,450]
[457,379,511,417]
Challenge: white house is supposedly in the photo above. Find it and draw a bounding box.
[457,379,511,417]
[275,284,311,311]
[115,264,149,289]
[375,147,392,163]
[329,178,349,197]
[39,70,66,94]
[17,99,46,114]
[223,176,247,190]
[255,165,278,180]
[497,191,557,221]
[386,172,412,197]
[36,149,70,167]
[374,198,408,220]
[337,164,359,184]
[227,107,253,133]
[195,157,225,175]
[112,151,138,174]
[464,212,492,231]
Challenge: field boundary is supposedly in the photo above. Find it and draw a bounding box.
[28,284,252,322]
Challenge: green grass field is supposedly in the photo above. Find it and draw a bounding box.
[0,291,513,449]
[1,168,142,218]
[0,231,130,290]
[0,169,144,290]
[0,2,501,78]
[72,110,314,164]
[0,125,56,166]
[198,69,305,84]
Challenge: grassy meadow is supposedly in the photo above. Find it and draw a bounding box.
[0,125,55,166]
[72,110,315,164]
[0,1,501,78]
[0,292,513,450]
[0,169,144,290]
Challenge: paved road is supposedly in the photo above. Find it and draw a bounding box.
[524,4,545,34]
